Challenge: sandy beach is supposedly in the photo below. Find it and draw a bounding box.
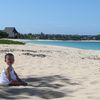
[0,44,100,100]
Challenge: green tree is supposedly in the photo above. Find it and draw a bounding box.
[0,31,8,38]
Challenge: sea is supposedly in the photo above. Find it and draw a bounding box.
[22,40,100,50]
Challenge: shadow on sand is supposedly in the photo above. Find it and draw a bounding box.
[0,75,79,99]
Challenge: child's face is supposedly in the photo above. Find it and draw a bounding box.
[5,55,14,65]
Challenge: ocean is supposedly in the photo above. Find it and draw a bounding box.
[23,40,100,50]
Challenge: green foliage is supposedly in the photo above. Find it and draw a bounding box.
[15,32,100,40]
[95,35,100,40]
[0,31,8,38]
[0,39,25,44]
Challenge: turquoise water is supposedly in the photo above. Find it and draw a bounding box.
[23,40,100,50]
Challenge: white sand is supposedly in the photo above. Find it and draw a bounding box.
[0,44,100,100]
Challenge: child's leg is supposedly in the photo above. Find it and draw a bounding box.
[9,81,20,86]
[17,79,28,86]
[17,78,27,84]
[9,79,27,86]
[19,81,28,86]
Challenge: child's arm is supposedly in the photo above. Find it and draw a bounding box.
[14,70,21,80]
[6,67,12,81]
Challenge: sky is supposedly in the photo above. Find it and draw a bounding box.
[0,0,100,35]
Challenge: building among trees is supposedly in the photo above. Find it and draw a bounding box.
[0,27,100,40]
[3,27,18,38]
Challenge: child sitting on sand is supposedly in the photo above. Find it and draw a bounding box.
[0,53,27,86]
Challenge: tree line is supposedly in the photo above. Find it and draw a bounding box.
[15,32,100,40]
[0,31,8,38]
[1,31,100,40]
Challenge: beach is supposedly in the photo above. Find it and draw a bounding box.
[0,44,100,100]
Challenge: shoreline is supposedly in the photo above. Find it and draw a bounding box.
[25,43,100,52]
[0,41,98,51]
[6,39,100,51]
[7,38,100,42]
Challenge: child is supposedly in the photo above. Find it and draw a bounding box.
[0,53,27,86]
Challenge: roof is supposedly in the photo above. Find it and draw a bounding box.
[4,27,18,33]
